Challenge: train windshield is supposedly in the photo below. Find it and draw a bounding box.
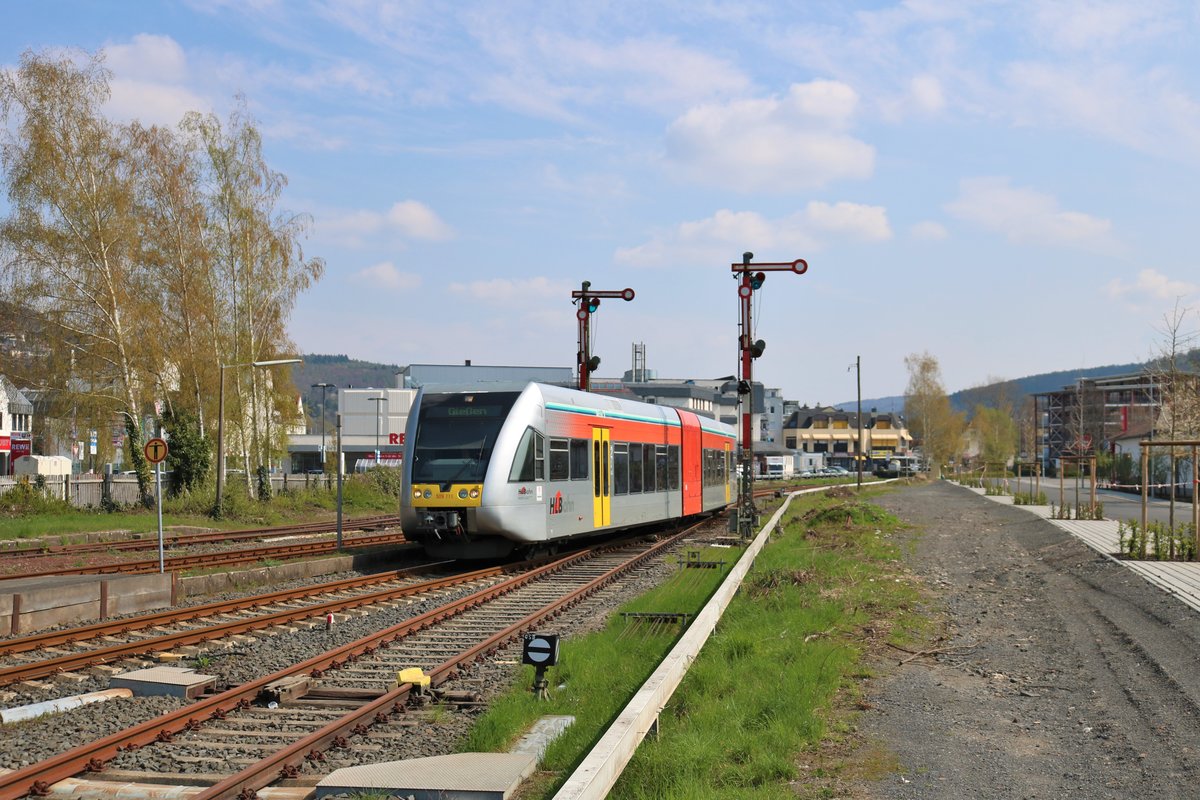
[411,392,520,483]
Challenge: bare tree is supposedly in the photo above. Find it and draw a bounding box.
[1148,300,1200,529]
[904,352,966,476]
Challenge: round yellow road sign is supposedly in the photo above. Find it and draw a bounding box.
[144,437,169,464]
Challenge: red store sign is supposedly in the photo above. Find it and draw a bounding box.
[0,435,9,451]
[10,439,30,459]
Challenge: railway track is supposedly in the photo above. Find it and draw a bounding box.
[0,560,528,687]
[8,531,410,579]
[2,516,401,559]
[0,524,703,800]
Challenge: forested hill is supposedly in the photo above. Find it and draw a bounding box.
[293,354,401,395]
[840,359,1151,414]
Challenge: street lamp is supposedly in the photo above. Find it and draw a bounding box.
[215,357,302,516]
[368,394,388,466]
[311,382,335,472]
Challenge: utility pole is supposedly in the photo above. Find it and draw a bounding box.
[731,252,808,540]
[368,394,388,465]
[856,355,863,491]
[311,382,334,473]
[571,281,635,392]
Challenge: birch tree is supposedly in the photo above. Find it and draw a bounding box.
[185,101,323,477]
[904,352,966,476]
[0,50,157,500]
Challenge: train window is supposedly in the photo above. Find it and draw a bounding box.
[613,443,629,495]
[643,444,655,492]
[656,446,667,491]
[593,440,601,498]
[667,445,680,490]
[508,428,545,482]
[602,442,610,497]
[570,439,589,480]
[411,391,519,484]
[630,443,643,493]
[549,439,570,481]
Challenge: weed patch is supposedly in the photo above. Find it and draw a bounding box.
[467,491,923,799]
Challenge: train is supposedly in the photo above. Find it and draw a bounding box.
[399,382,739,559]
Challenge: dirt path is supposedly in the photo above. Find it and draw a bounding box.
[852,481,1200,799]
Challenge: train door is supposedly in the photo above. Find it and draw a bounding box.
[591,427,611,527]
[677,410,703,515]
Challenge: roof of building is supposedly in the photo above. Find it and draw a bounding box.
[0,375,33,415]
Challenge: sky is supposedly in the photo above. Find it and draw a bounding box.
[4,1,1200,407]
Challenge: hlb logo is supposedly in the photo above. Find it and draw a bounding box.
[549,491,563,515]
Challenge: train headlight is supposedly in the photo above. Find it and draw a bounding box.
[469,488,480,498]
[423,489,432,499]
[457,489,469,499]
[412,489,422,499]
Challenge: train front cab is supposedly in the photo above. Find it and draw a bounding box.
[402,387,532,559]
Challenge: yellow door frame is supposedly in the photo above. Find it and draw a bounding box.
[592,427,611,527]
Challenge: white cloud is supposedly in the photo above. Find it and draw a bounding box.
[944,177,1114,249]
[1105,268,1198,301]
[911,221,949,241]
[665,81,875,192]
[105,34,188,80]
[449,276,566,301]
[805,201,892,241]
[909,74,946,113]
[1028,1,1176,51]
[319,201,454,246]
[616,202,891,267]
[534,35,751,111]
[351,261,422,291]
[1002,59,1200,163]
[386,201,454,240]
[101,34,212,125]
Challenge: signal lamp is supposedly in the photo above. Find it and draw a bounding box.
[587,296,601,313]
[750,339,766,358]
[750,271,766,290]
[586,355,601,372]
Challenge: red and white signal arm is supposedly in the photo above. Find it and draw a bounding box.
[144,437,169,464]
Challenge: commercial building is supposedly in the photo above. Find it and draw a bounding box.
[1033,372,1162,471]
[782,406,913,470]
[0,375,34,475]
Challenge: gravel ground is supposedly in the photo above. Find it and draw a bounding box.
[0,530,700,776]
[840,481,1200,799]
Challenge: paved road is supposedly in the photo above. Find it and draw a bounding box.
[1002,475,1198,527]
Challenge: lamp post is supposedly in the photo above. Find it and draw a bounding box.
[311,382,334,472]
[215,358,302,516]
[368,394,388,466]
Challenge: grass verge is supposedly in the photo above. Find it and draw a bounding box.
[460,487,926,799]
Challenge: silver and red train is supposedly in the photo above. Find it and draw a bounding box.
[400,382,737,559]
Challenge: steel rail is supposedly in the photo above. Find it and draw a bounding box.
[0,562,524,685]
[3,516,400,559]
[0,560,445,658]
[195,523,704,800]
[8,532,409,579]
[0,545,598,800]
[0,526,698,800]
